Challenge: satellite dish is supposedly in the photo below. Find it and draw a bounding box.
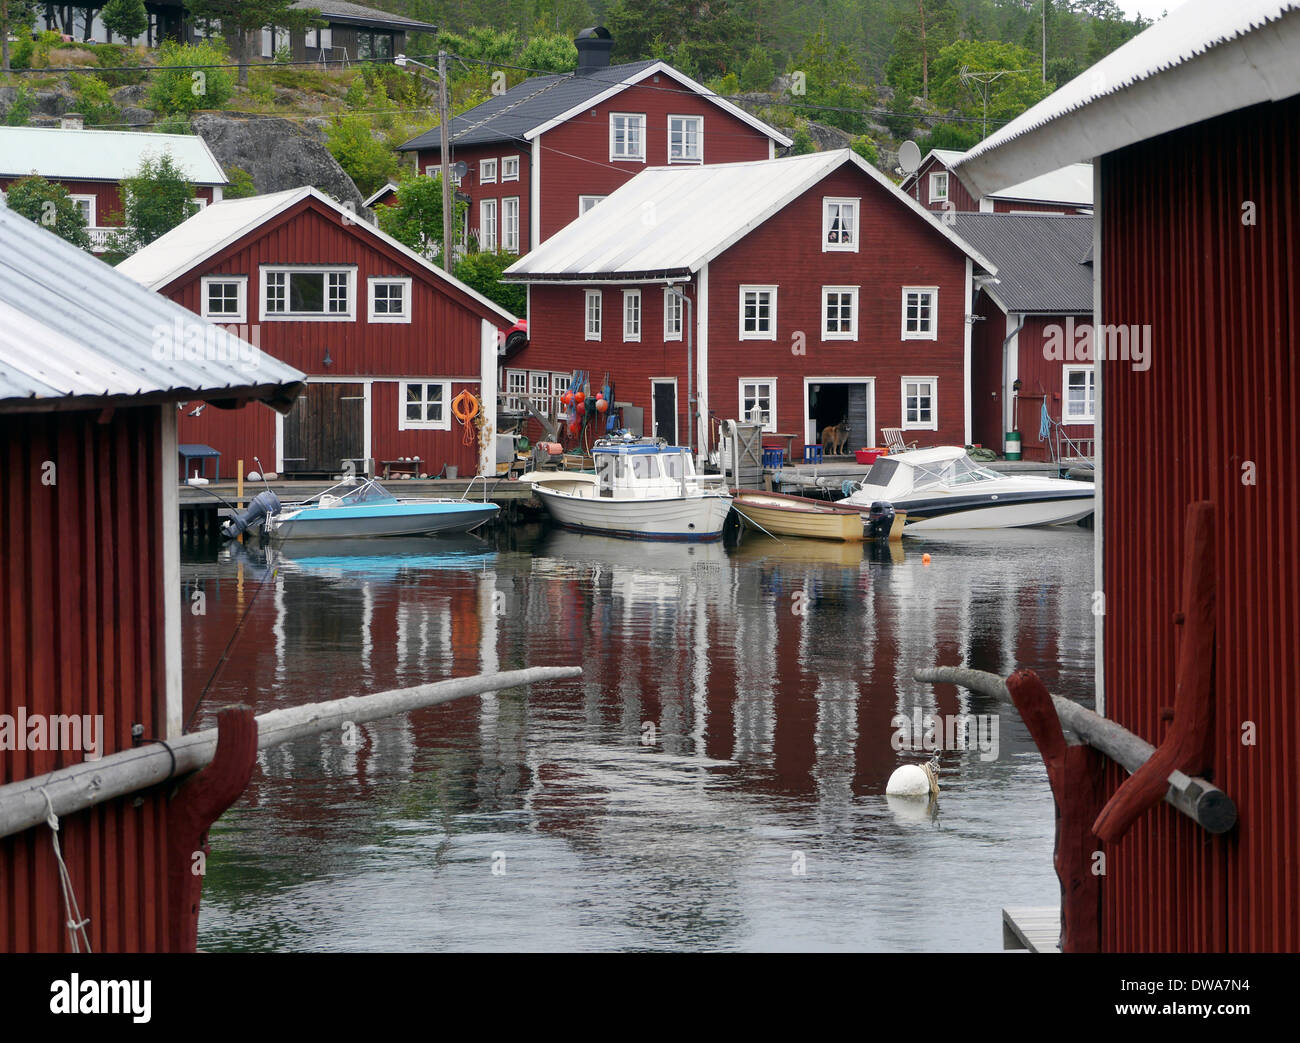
[898,140,921,175]
[451,161,468,178]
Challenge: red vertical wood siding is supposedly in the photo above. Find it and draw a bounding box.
[990,198,1087,215]
[162,197,504,478]
[0,407,172,952]
[906,157,979,212]
[1011,315,1095,462]
[514,162,971,449]
[0,178,216,226]
[416,143,531,253]
[1100,94,1299,952]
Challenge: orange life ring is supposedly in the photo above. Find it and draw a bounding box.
[452,390,479,423]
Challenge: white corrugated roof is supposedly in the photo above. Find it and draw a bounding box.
[0,126,228,184]
[990,163,1093,206]
[505,150,995,280]
[118,186,518,324]
[0,205,304,410]
[957,0,1300,195]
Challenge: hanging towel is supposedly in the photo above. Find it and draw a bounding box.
[1039,399,1052,442]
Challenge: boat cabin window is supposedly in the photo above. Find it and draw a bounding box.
[596,454,619,489]
[630,454,659,481]
[661,451,689,480]
[865,458,898,486]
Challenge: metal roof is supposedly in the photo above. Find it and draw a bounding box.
[116,185,518,324]
[949,213,1093,314]
[957,0,1300,196]
[298,0,437,32]
[904,148,1092,206]
[0,126,228,184]
[397,60,790,151]
[504,150,995,281]
[0,205,304,413]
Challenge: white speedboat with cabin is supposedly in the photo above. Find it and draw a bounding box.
[223,476,499,539]
[839,446,1093,530]
[521,436,732,541]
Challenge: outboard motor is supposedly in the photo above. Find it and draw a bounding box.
[223,490,281,539]
[865,500,897,541]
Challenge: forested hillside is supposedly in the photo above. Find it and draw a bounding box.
[391,0,1150,151]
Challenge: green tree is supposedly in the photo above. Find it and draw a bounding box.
[223,166,258,199]
[740,44,774,93]
[3,174,92,250]
[792,25,875,135]
[70,74,119,126]
[101,0,148,44]
[519,32,577,73]
[454,250,525,317]
[930,39,1052,134]
[4,83,34,125]
[1,0,37,73]
[603,0,747,79]
[790,119,816,155]
[149,40,235,115]
[185,1,322,85]
[885,0,960,104]
[376,174,465,265]
[107,152,198,257]
[922,120,980,152]
[325,114,400,197]
[851,135,879,167]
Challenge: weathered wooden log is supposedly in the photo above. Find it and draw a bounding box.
[0,666,583,841]
[913,665,1236,834]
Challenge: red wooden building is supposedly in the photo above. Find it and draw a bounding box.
[504,150,994,459]
[958,0,1300,951]
[117,186,519,480]
[901,147,1092,215]
[0,204,303,953]
[952,213,1096,461]
[0,121,228,254]
[396,27,790,256]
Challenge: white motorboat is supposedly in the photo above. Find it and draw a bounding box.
[839,446,1093,531]
[521,436,732,541]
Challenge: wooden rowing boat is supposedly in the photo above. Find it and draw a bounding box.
[730,489,867,542]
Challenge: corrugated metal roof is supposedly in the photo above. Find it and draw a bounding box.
[505,150,995,280]
[0,126,228,184]
[0,206,304,412]
[116,185,518,324]
[989,163,1093,206]
[957,0,1300,194]
[949,213,1093,314]
[397,60,790,151]
[300,0,437,31]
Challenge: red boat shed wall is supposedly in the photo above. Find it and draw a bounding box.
[140,192,514,479]
[1100,93,1300,952]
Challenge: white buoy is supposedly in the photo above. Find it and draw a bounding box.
[886,758,940,798]
[248,471,261,482]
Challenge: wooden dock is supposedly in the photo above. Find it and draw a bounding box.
[1002,906,1061,953]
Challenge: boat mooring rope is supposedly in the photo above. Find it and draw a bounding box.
[40,788,92,953]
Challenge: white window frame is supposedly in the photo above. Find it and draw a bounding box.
[260,265,356,321]
[901,286,938,340]
[69,193,97,227]
[821,285,858,341]
[504,369,528,412]
[1063,366,1097,423]
[480,158,498,184]
[529,371,550,412]
[200,275,248,323]
[367,276,413,323]
[739,378,777,433]
[427,163,462,186]
[623,289,641,342]
[739,285,777,341]
[663,288,683,342]
[479,198,498,251]
[822,197,859,252]
[609,112,646,162]
[901,377,938,431]
[668,114,703,164]
[929,171,949,202]
[398,379,452,431]
[579,195,607,215]
[584,289,602,341]
[306,26,333,51]
[501,156,520,181]
[551,372,571,414]
[502,196,520,252]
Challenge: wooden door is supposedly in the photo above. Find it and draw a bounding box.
[652,381,677,443]
[283,382,364,475]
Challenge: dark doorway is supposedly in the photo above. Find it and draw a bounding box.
[283,382,365,476]
[652,381,677,443]
[807,381,871,453]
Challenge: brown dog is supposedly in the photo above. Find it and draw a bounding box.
[821,419,849,456]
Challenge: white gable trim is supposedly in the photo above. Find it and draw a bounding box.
[522,61,793,147]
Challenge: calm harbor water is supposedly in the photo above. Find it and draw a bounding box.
[184,521,1094,952]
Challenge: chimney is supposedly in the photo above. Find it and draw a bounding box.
[60,113,85,131]
[574,26,613,76]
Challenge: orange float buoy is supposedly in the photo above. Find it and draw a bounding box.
[922,553,932,566]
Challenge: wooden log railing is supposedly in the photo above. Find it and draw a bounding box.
[912,665,1236,834]
[0,666,583,842]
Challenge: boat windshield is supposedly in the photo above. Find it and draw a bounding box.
[338,480,398,504]
[910,454,1000,489]
[864,458,899,486]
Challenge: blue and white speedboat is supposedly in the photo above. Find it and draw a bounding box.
[224,477,498,540]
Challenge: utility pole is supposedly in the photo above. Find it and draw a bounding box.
[1042,0,1048,83]
[438,49,453,271]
